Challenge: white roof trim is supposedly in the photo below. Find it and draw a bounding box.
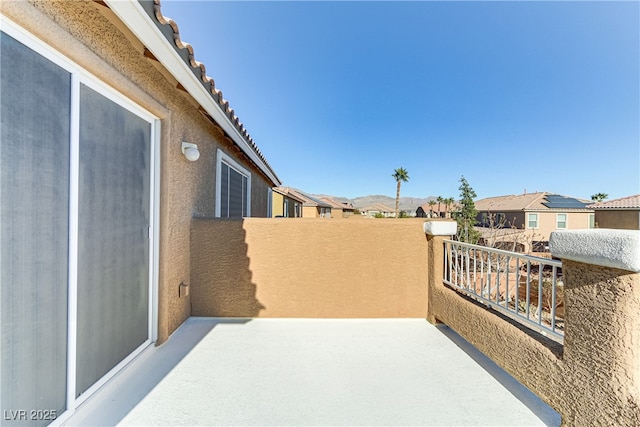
[105,0,280,185]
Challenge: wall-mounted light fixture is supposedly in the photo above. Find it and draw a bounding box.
[181,142,200,162]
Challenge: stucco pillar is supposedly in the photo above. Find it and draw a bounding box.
[550,229,640,426]
[424,220,457,324]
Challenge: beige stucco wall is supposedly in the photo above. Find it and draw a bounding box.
[272,192,285,217]
[595,210,640,230]
[528,211,593,241]
[426,230,640,426]
[482,210,594,242]
[302,205,320,218]
[191,218,429,317]
[2,1,274,343]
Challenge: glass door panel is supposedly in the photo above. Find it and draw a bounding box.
[76,84,150,398]
[0,32,70,425]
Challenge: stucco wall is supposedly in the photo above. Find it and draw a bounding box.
[272,192,285,217]
[595,210,640,230]
[479,210,595,243]
[533,211,593,241]
[191,218,429,317]
[426,230,640,426]
[302,205,320,218]
[2,1,274,343]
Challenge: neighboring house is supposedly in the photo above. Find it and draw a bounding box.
[320,196,355,218]
[416,202,458,218]
[587,194,640,230]
[475,192,594,252]
[272,187,305,218]
[361,203,396,218]
[284,188,333,218]
[0,1,280,422]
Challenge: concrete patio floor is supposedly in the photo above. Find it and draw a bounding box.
[64,318,560,426]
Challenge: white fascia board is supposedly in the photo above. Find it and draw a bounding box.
[105,0,280,186]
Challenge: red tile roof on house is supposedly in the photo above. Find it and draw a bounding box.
[587,194,640,209]
[319,197,355,210]
[145,0,279,184]
[272,187,306,204]
[475,192,592,212]
[417,202,458,214]
[278,187,332,208]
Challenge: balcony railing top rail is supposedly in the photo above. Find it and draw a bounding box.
[443,239,564,342]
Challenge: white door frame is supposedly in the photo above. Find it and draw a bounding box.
[1,16,160,425]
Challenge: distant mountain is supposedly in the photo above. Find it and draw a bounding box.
[312,194,437,213]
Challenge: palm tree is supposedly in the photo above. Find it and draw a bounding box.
[428,200,437,217]
[392,167,409,218]
[436,196,444,218]
[591,193,608,203]
[444,197,455,218]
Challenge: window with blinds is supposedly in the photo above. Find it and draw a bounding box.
[216,149,251,218]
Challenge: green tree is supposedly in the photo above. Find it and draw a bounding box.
[591,193,608,202]
[428,200,437,217]
[444,197,455,218]
[436,196,444,217]
[454,176,480,243]
[392,167,409,218]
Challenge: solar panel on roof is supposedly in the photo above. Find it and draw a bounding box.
[542,195,589,209]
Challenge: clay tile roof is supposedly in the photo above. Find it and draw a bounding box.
[362,203,395,213]
[279,188,332,208]
[588,194,640,209]
[475,192,591,211]
[272,187,306,204]
[319,197,354,210]
[475,192,548,211]
[149,0,279,184]
[418,202,457,214]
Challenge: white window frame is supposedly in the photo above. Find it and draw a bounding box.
[284,198,290,217]
[267,188,273,218]
[589,213,595,228]
[527,213,539,229]
[2,17,160,426]
[556,213,567,229]
[215,148,252,218]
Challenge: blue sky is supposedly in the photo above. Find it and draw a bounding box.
[160,1,639,201]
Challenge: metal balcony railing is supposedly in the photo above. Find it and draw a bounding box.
[443,240,564,342]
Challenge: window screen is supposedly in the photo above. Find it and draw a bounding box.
[1,32,70,423]
[220,161,248,218]
[76,84,151,398]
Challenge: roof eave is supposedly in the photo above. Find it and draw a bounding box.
[105,0,281,186]
[592,207,640,211]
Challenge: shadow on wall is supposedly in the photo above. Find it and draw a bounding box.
[191,217,429,318]
[190,219,265,316]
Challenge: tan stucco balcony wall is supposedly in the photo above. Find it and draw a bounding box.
[426,224,640,426]
[190,218,429,317]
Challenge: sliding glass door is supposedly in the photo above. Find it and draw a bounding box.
[76,84,151,398]
[1,31,71,424]
[1,24,157,425]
